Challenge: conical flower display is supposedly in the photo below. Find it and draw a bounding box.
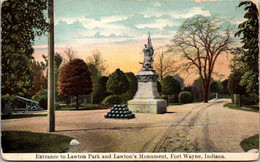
[104,104,135,119]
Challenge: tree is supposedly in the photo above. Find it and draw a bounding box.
[91,76,108,104]
[29,59,47,97]
[106,69,129,96]
[64,47,77,63]
[221,79,229,95]
[233,1,259,94]
[1,0,48,98]
[170,16,232,103]
[210,80,223,99]
[125,72,138,97]
[227,70,246,107]
[59,59,93,109]
[192,77,213,102]
[41,53,65,102]
[173,74,185,90]
[161,76,181,103]
[86,49,107,76]
[121,72,138,103]
[86,50,107,103]
[154,50,176,80]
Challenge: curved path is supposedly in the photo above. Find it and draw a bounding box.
[2,99,258,152]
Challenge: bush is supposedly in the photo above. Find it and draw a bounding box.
[55,103,61,110]
[120,93,134,104]
[160,94,169,105]
[102,95,120,105]
[178,91,193,104]
[169,94,178,103]
[32,89,47,110]
[243,93,259,105]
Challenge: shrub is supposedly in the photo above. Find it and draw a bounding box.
[55,103,61,110]
[169,94,178,103]
[160,94,169,105]
[102,95,120,105]
[178,91,193,104]
[32,89,47,109]
[120,93,134,104]
[243,93,259,105]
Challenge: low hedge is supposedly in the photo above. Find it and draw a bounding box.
[178,91,193,104]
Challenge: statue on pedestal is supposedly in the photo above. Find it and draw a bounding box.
[141,33,154,70]
[128,33,167,114]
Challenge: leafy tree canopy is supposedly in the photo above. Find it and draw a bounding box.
[1,0,48,97]
[125,72,138,97]
[161,76,181,95]
[234,1,259,72]
[210,80,223,93]
[29,59,47,97]
[59,59,93,109]
[227,70,246,95]
[106,69,129,95]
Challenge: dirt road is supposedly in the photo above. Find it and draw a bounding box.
[2,99,258,152]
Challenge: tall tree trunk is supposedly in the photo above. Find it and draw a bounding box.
[202,79,209,103]
[76,95,79,110]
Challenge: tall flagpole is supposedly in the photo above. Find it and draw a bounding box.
[48,0,55,132]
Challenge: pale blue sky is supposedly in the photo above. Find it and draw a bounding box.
[34,0,245,48]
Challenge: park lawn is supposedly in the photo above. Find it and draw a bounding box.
[240,134,259,152]
[2,131,73,153]
[58,104,111,111]
[223,103,259,113]
[169,103,184,106]
[2,114,47,120]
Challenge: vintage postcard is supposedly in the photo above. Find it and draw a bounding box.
[1,0,259,161]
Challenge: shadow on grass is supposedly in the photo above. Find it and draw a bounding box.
[2,114,47,120]
[2,131,73,153]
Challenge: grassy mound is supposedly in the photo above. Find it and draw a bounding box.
[223,103,259,113]
[2,131,73,153]
[240,134,259,152]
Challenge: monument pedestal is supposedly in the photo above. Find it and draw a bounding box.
[128,69,167,114]
[128,98,166,114]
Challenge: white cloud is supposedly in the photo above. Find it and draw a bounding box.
[143,7,211,19]
[100,15,129,23]
[81,18,130,36]
[55,16,85,25]
[226,17,245,25]
[136,19,180,29]
[169,7,211,18]
[55,15,131,37]
[153,2,161,7]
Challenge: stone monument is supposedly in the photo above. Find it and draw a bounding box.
[128,33,167,114]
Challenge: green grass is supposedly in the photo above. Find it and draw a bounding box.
[12,108,27,111]
[2,114,47,120]
[2,131,73,153]
[58,104,110,111]
[223,103,259,113]
[169,103,184,106]
[240,134,259,152]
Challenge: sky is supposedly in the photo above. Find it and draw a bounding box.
[33,0,251,85]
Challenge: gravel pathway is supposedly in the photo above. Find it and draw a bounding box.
[2,99,258,152]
